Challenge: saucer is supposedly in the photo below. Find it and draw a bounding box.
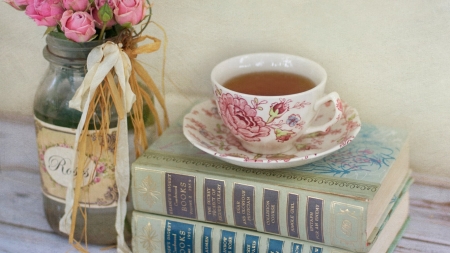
[183,99,361,169]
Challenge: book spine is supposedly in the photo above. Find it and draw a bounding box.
[132,211,353,253]
[132,166,369,251]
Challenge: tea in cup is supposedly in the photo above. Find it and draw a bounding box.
[211,53,343,154]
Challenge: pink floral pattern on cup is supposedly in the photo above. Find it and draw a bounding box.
[216,90,314,145]
[211,53,347,154]
[215,88,344,151]
[183,99,361,169]
[217,93,270,141]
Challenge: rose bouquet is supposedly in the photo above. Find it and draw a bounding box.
[5,0,150,42]
[6,0,168,252]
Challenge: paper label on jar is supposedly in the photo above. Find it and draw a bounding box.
[35,117,119,208]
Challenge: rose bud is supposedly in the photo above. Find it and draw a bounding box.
[92,0,116,29]
[60,10,96,42]
[267,100,290,123]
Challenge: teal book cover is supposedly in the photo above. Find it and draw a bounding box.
[131,103,409,252]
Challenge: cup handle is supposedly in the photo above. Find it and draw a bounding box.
[303,92,343,135]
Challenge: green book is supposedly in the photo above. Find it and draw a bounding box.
[131,116,409,252]
[131,177,412,253]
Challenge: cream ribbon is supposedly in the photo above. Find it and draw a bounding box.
[61,41,135,253]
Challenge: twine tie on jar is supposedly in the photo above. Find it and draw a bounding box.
[59,33,167,252]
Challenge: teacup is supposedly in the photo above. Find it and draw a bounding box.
[211,53,343,154]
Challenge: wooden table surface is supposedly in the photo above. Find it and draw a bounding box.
[1,118,450,252]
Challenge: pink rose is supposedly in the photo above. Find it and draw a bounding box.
[60,10,96,42]
[113,0,146,26]
[95,162,106,173]
[92,0,116,29]
[218,93,270,142]
[4,0,29,10]
[25,0,64,27]
[62,0,89,11]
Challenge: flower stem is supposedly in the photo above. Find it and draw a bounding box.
[99,23,107,40]
[136,5,152,37]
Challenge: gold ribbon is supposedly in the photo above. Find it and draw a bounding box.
[123,34,170,158]
[60,32,168,252]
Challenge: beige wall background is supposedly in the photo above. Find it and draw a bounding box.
[1,1,449,178]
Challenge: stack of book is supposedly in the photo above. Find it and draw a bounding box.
[129,107,411,253]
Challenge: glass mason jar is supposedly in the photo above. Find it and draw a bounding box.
[34,34,155,245]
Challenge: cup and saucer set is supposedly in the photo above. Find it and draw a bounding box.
[182,53,361,170]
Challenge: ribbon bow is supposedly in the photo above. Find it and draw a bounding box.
[60,34,168,253]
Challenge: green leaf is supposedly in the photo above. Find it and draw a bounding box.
[121,22,132,28]
[43,26,57,37]
[47,31,68,40]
